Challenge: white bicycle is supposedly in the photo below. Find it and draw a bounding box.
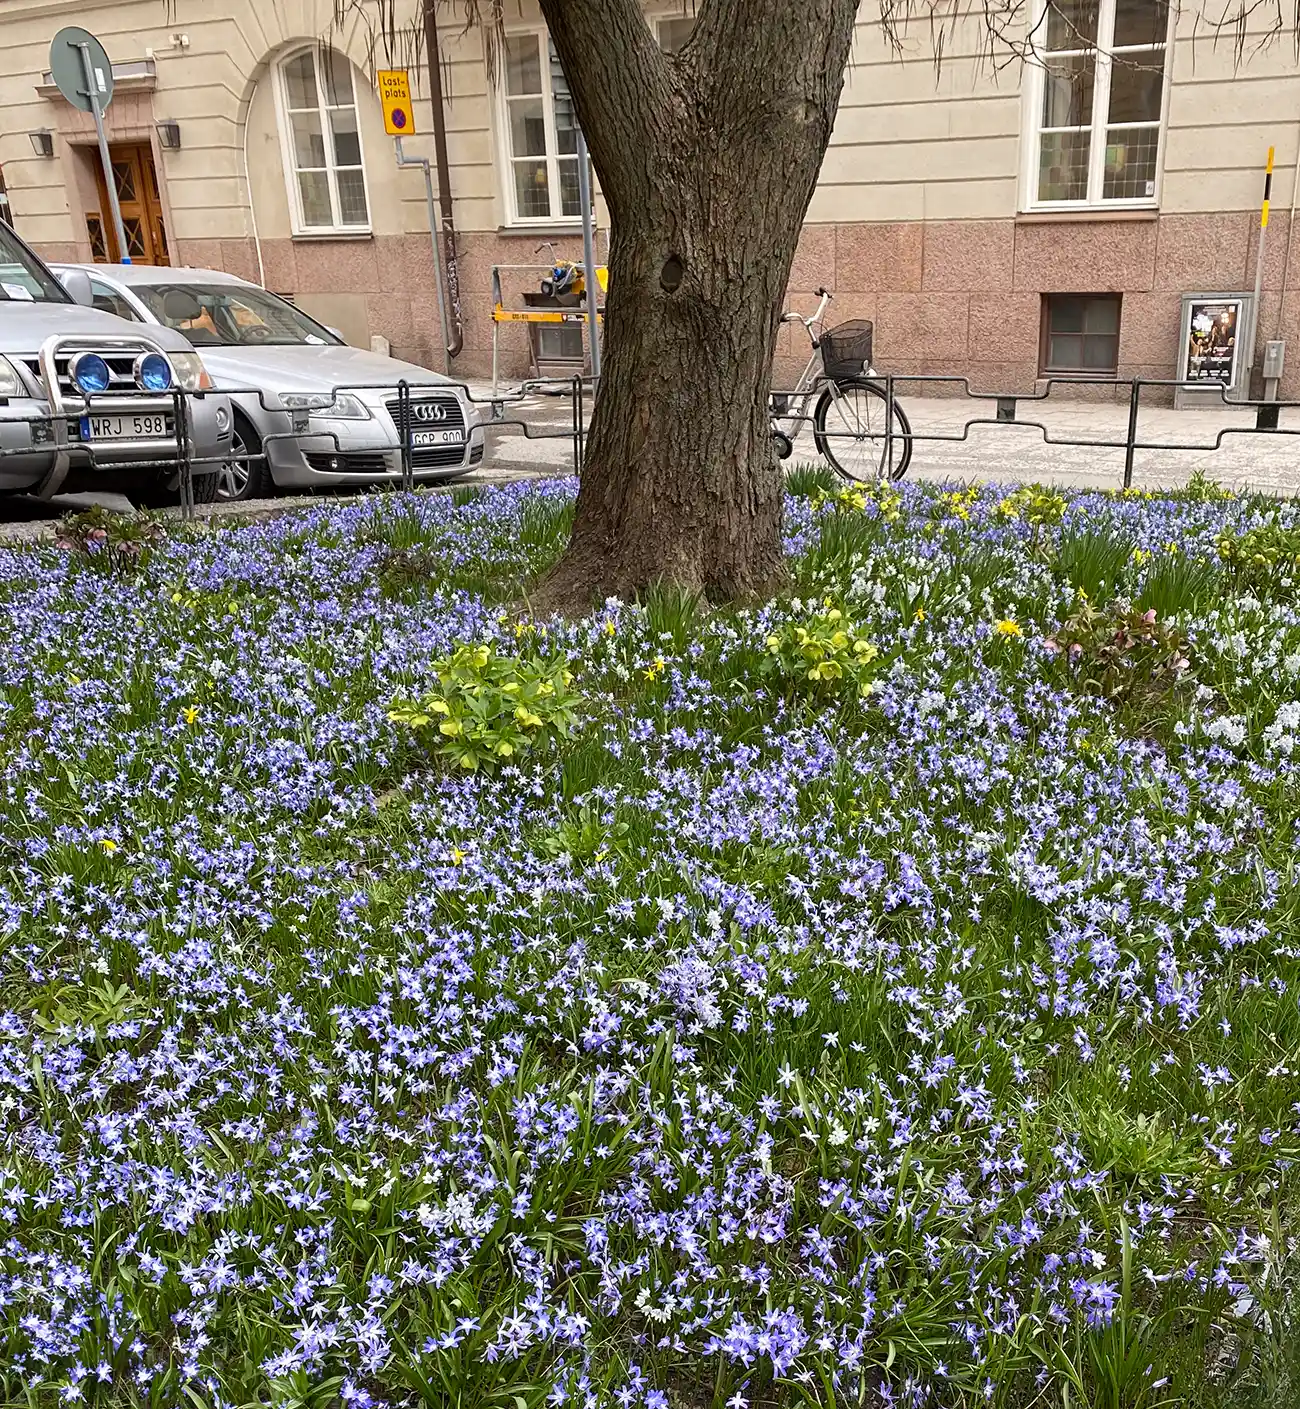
[771,287,913,481]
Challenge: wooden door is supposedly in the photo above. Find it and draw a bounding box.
[90,143,169,265]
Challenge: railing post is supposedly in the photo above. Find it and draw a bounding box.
[397,379,412,493]
[174,389,194,522]
[1123,379,1141,490]
[572,374,585,476]
[884,373,894,480]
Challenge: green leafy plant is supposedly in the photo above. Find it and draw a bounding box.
[1055,524,1136,604]
[376,545,443,599]
[541,803,630,862]
[1045,599,1193,718]
[54,504,167,575]
[785,462,837,499]
[1167,467,1235,503]
[763,600,880,697]
[799,494,892,587]
[995,484,1069,529]
[1134,546,1223,618]
[31,980,144,1042]
[517,494,577,554]
[389,642,582,772]
[643,579,703,650]
[1216,522,1300,600]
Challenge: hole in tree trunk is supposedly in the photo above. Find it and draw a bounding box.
[660,255,684,292]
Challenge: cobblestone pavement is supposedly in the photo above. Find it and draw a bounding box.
[2,386,1295,542]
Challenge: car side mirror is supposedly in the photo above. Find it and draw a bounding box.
[59,269,95,308]
[327,326,344,341]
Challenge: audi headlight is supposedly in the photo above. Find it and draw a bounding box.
[170,352,214,392]
[0,356,23,398]
[281,392,371,421]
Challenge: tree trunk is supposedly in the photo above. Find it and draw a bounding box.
[531,0,861,612]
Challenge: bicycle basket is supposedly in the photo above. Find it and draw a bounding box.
[820,320,874,379]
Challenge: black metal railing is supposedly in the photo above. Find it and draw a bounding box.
[6,370,1298,522]
[0,373,592,519]
[779,374,1300,491]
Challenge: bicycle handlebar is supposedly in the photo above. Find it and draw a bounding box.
[781,287,834,342]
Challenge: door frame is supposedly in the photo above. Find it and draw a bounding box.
[90,140,170,265]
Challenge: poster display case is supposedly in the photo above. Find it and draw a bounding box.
[1176,294,1253,407]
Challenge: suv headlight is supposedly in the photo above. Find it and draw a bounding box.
[170,352,214,392]
[0,356,23,398]
[281,392,371,421]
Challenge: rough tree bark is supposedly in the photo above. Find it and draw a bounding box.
[531,0,862,611]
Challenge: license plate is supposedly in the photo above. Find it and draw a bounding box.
[411,428,464,448]
[80,413,171,441]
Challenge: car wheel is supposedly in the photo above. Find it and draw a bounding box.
[218,416,267,502]
[192,470,220,504]
[132,470,220,510]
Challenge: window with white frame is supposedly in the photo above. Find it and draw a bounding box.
[501,32,585,223]
[277,46,370,233]
[1028,0,1170,207]
[657,14,697,51]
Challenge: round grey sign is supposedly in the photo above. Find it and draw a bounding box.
[49,27,114,113]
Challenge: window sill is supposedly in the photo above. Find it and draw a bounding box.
[290,231,375,243]
[498,224,588,237]
[1017,208,1159,225]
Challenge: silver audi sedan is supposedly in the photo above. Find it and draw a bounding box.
[52,263,485,502]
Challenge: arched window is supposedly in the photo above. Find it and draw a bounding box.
[275,45,370,234]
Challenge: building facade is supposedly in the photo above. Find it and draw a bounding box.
[1,0,1298,395]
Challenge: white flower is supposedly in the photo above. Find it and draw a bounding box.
[1264,701,1300,755]
[1204,714,1247,747]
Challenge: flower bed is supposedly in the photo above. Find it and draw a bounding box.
[1,479,1298,1408]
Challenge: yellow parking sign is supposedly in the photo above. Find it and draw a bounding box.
[378,70,414,136]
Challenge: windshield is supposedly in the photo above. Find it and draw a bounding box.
[134,283,343,348]
[0,224,71,304]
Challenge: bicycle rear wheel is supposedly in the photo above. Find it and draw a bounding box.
[813,379,913,482]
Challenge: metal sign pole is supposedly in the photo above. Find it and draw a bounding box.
[79,42,129,263]
[394,135,451,373]
[575,126,601,382]
[1248,145,1274,378]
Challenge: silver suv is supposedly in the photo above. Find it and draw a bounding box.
[0,224,230,506]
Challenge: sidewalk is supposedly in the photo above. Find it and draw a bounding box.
[3,387,1293,546]
[885,394,1300,494]
[475,381,1300,494]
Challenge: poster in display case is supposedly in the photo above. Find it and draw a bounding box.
[1176,294,1252,406]
[1184,299,1242,384]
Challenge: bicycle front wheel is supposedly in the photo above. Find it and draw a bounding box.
[813,379,913,482]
